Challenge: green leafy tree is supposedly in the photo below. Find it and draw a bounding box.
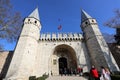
[0,0,22,50]
[104,9,120,44]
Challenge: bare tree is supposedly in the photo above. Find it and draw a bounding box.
[0,0,22,50]
[104,9,120,28]
[103,33,115,43]
[104,9,120,45]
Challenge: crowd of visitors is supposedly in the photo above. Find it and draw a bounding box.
[59,67,83,76]
[51,65,111,80]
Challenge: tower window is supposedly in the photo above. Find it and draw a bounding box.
[28,19,30,21]
[85,22,88,25]
[35,21,37,23]
[92,20,94,22]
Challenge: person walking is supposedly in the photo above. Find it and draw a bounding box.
[100,66,111,80]
[90,65,100,80]
[104,68,111,80]
[100,66,105,80]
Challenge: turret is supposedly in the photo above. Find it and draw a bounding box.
[81,10,119,71]
[22,7,41,40]
[4,8,42,79]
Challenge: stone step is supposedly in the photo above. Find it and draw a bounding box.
[46,76,88,80]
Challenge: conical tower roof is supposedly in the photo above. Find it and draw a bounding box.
[29,7,40,20]
[81,10,92,22]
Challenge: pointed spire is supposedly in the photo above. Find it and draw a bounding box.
[29,7,40,20]
[81,9,92,22]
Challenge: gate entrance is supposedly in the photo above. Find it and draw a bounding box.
[51,44,77,75]
[59,57,67,74]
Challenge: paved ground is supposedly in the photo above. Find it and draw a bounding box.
[46,75,88,80]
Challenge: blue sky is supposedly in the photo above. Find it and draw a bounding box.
[2,0,120,50]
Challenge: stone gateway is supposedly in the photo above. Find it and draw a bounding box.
[0,8,119,80]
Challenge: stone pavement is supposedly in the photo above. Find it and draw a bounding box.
[46,75,88,80]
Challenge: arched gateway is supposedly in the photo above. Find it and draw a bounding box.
[51,44,77,75]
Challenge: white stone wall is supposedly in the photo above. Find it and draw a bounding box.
[0,52,9,74]
[37,39,90,76]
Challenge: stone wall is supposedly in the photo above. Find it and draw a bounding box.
[108,43,120,69]
[0,51,13,79]
[37,38,90,76]
[0,51,9,73]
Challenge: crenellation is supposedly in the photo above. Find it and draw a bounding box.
[40,33,46,39]
[63,33,67,39]
[68,33,73,39]
[52,33,57,40]
[46,33,51,39]
[39,33,83,41]
[58,33,62,39]
[73,33,79,38]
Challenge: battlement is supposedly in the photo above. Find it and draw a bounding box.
[39,33,83,41]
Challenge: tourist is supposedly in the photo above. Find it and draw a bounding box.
[100,66,105,80]
[77,66,81,75]
[104,68,111,80]
[77,66,83,76]
[80,68,83,76]
[67,68,70,76]
[51,71,53,76]
[90,65,99,80]
[70,68,73,75]
[100,66,111,80]
[64,68,67,76]
[73,69,77,76]
[60,68,63,76]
